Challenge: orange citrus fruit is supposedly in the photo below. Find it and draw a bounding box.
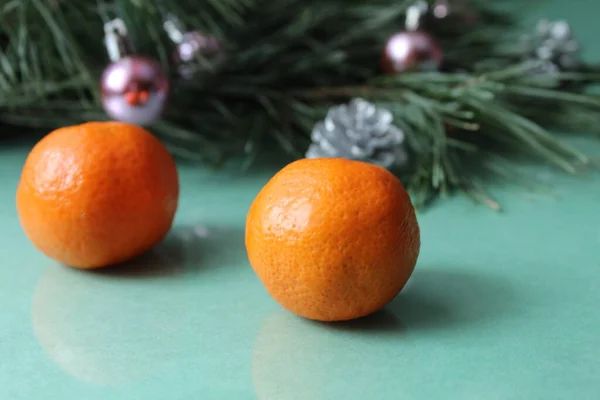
[16,121,179,269]
[245,158,420,321]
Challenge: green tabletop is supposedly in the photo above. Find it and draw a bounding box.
[1,2,600,399]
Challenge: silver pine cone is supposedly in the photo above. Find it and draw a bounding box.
[523,19,581,74]
[306,98,408,170]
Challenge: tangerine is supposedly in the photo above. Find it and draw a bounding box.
[16,122,179,269]
[245,158,420,321]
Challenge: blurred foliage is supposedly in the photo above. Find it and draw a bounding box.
[1,0,599,207]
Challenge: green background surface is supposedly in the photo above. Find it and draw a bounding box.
[1,1,600,399]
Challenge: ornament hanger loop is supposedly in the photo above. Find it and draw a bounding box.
[104,18,129,62]
[163,14,185,44]
[405,1,429,31]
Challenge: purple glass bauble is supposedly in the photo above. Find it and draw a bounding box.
[174,32,224,79]
[100,56,169,126]
[381,31,444,74]
[432,0,478,24]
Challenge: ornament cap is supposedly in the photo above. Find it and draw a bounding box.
[433,0,449,18]
[405,1,429,31]
[103,19,130,62]
[163,14,185,44]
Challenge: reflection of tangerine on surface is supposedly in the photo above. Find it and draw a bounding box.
[252,270,522,400]
[252,308,521,400]
[252,311,406,400]
[31,257,187,386]
[252,313,324,400]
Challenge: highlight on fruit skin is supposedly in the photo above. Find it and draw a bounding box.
[245,157,420,322]
[16,121,180,269]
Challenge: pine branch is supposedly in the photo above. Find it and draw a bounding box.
[0,0,599,208]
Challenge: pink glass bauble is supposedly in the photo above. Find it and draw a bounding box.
[100,56,169,125]
[174,32,224,79]
[381,31,444,74]
[432,0,477,24]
